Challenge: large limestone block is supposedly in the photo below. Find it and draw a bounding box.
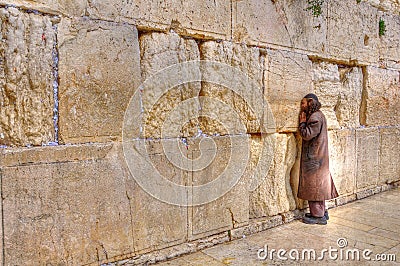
[139,32,200,139]
[312,61,363,129]
[379,13,400,69]
[250,133,297,218]
[1,144,134,265]
[328,130,356,196]
[58,18,141,143]
[355,127,380,189]
[199,41,265,135]
[327,0,379,63]
[363,66,400,126]
[379,127,400,184]
[188,135,250,240]
[233,0,327,52]
[265,49,313,132]
[0,142,112,167]
[0,0,87,16]
[86,0,231,39]
[0,7,56,147]
[289,133,306,209]
[124,138,188,253]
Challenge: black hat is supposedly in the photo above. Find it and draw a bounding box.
[304,93,319,102]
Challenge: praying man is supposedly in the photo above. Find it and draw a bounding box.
[298,93,338,225]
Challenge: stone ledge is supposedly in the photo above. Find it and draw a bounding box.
[0,142,113,167]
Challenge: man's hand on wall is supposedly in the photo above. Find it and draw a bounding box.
[299,112,307,123]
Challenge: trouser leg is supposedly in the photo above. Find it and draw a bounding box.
[308,201,325,218]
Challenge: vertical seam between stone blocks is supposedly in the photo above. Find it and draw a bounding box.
[137,30,146,138]
[124,185,136,254]
[360,66,368,126]
[378,127,382,187]
[52,21,60,144]
[189,150,194,239]
[355,129,359,192]
[260,51,266,129]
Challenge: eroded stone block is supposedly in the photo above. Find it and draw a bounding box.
[2,144,134,265]
[0,7,56,147]
[86,0,231,39]
[265,49,313,132]
[289,133,306,209]
[363,66,400,126]
[250,133,297,218]
[379,127,400,184]
[233,0,327,52]
[188,135,250,240]
[328,129,356,196]
[379,13,400,69]
[355,127,380,189]
[125,140,189,253]
[140,32,201,139]
[327,0,379,63]
[312,61,363,129]
[199,41,265,135]
[0,0,86,16]
[58,18,141,143]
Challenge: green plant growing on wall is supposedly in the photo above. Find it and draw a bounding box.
[306,0,324,17]
[356,0,361,3]
[379,18,386,36]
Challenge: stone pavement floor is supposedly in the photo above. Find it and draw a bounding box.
[155,188,400,265]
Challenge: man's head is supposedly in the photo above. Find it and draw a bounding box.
[301,93,321,115]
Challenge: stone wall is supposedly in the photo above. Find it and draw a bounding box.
[0,0,399,264]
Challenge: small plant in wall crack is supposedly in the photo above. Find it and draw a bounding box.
[379,18,386,36]
[306,0,324,17]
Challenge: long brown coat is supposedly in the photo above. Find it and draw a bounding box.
[298,110,338,201]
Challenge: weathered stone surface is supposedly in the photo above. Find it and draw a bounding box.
[335,194,357,206]
[0,7,56,147]
[189,135,250,240]
[312,61,363,129]
[355,127,380,189]
[140,32,200,139]
[327,0,379,63]
[1,141,192,263]
[233,0,327,52]
[0,142,112,167]
[265,49,313,132]
[363,66,400,126]
[328,129,356,196]
[335,66,364,128]
[1,144,134,265]
[250,133,297,218]
[125,139,188,253]
[379,13,400,69]
[86,0,231,39]
[0,0,86,16]
[199,41,265,135]
[379,127,400,184]
[289,133,306,209]
[366,0,400,13]
[58,18,141,144]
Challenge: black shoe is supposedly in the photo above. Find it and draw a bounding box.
[302,215,327,225]
[305,210,329,220]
